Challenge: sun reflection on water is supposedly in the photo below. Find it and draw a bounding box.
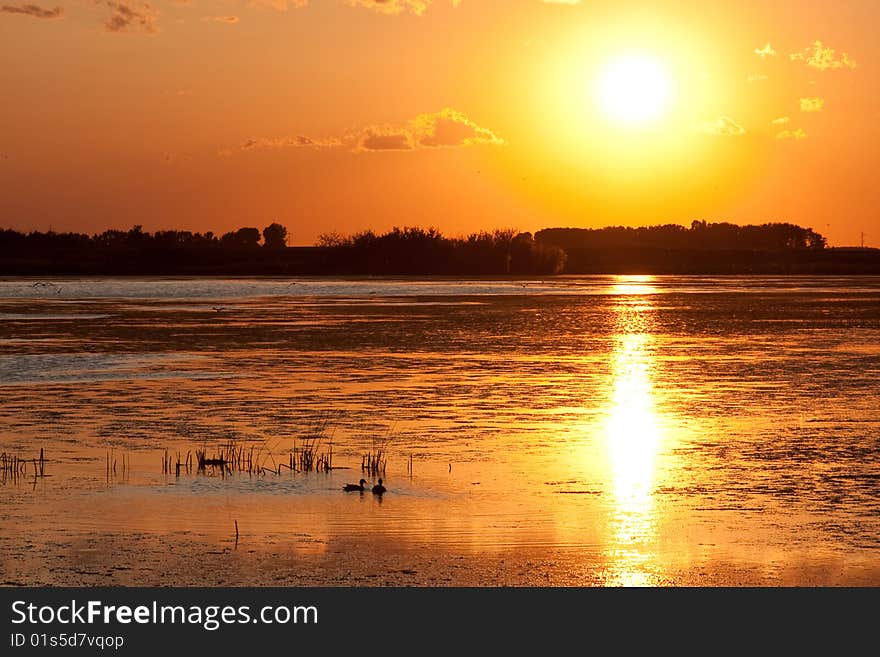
[603,276,664,586]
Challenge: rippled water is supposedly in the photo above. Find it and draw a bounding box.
[1,275,878,586]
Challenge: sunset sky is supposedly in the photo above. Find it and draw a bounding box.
[1,0,877,246]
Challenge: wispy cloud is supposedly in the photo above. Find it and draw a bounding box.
[790,41,856,71]
[163,152,193,164]
[347,0,429,14]
[771,116,790,125]
[248,0,306,10]
[698,116,746,137]
[800,97,824,113]
[201,15,238,23]
[776,128,807,140]
[102,1,158,33]
[240,135,343,150]
[0,3,63,18]
[754,43,776,58]
[747,73,768,83]
[346,0,465,15]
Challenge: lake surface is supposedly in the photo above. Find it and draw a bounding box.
[1,275,879,586]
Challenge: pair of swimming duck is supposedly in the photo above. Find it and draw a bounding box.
[343,478,386,495]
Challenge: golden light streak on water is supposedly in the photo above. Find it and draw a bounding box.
[604,276,664,586]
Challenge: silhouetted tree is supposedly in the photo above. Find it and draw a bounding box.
[262,222,288,249]
[221,227,261,248]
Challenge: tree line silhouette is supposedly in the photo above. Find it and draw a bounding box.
[316,227,566,275]
[535,221,827,252]
[1,220,878,275]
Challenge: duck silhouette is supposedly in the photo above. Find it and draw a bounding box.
[371,478,386,495]
[343,478,366,492]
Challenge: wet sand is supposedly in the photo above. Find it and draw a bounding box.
[4,530,879,587]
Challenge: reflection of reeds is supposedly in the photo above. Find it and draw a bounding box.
[162,448,193,476]
[1,449,47,485]
[107,449,132,482]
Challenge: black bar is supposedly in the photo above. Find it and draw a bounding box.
[1,587,876,653]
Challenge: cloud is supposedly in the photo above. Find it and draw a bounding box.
[771,116,790,125]
[776,128,807,140]
[747,73,768,83]
[347,0,429,14]
[248,0,306,10]
[790,41,856,71]
[240,135,343,150]
[202,15,238,23]
[236,108,504,155]
[346,0,463,15]
[754,43,776,58]
[102,1,158,33]
[0,3,64,18]
[356,108,505,151]
[698,116,746,137]
[800,97,824,112]
[163,152,193,164]
[357,129,413,151]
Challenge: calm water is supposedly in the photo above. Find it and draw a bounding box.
[1,275,879,585]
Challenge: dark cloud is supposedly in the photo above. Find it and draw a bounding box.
[201,15,239,23]
[1,3,64,18]
[101,1,158,34]
[240,135,343,150]
[357,130,414,151]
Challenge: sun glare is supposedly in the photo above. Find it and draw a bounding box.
[596,54,671,127]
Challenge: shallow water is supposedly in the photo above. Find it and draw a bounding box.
[1,275,879,586]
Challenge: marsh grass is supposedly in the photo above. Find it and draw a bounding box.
[293,415,335,473]
[362,427,394,477]
[174,416,339,479]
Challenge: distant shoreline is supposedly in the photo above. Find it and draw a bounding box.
[2,245,879,276]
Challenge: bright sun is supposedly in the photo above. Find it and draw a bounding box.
[596,54,671,127]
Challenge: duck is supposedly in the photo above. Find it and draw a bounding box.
[371,478,386,495]
[343,478,366,492]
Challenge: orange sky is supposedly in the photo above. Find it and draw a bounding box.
[1,0,877,246]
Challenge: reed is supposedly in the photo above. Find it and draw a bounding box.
[106,449,132,482]
[160,414,344,480]
[294,416,335,473]
[361,428,393,476]
[191,438,287,477]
